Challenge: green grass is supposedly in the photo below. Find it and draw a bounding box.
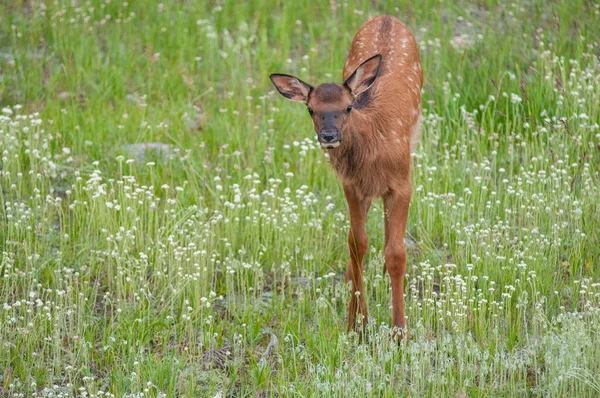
[1,0,600,396]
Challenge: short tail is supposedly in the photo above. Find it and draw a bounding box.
[410,114,423,153]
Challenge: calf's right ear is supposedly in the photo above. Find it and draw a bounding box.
[270,74,312,103]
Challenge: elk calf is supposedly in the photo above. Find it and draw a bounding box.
[270,16,422,339]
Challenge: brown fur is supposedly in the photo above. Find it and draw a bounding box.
[271,16,422,340]
[332,16,422,199]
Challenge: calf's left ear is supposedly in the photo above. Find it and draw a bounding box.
[270,74,313,103]
[344,54,382,97]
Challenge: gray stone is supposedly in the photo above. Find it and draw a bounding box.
[120,143,174,161]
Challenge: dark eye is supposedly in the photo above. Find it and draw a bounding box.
[346,105,352,114]
[307,107,314,115]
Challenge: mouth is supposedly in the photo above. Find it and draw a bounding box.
[320,141,341,149]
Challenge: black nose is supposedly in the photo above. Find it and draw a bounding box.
[320,130,339,143]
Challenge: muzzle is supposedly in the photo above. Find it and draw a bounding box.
[319,130,341,149]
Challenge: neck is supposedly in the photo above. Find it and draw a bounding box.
[327,112,377,179]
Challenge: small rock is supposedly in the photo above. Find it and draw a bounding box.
[120,143,174,161]
[289,276,311,289]
[404,237,417,249]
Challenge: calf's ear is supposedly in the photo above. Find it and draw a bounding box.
[344,54,382,97]
[270,74,312,103]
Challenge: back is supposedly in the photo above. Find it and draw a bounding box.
[343,16,422,127]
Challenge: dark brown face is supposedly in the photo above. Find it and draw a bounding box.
[270,54,382,150]
[306,83,354,149]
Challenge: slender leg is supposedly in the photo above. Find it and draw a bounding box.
[343,185,372,332]
[383,185,411,340]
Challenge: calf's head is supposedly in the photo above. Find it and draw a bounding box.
[270,55,381,149]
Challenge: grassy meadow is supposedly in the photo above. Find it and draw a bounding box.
[1,0,600,396]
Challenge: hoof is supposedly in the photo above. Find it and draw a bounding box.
[391,326,408,344]
[347,315,369,342]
